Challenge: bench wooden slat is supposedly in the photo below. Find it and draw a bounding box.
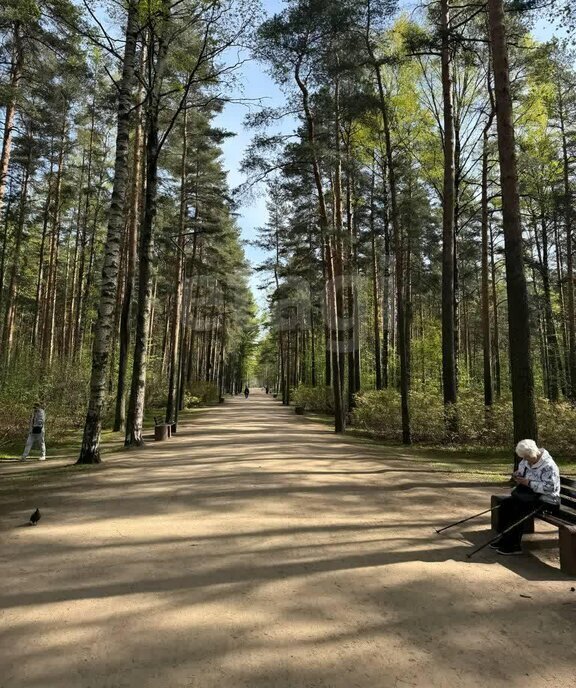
[560,491,576,505]
[560,492,576,508]
[539,514,568,528]
[560,475,576,490]
[540,511,576,527]
[559,507,576,523]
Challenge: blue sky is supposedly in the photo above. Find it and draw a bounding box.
[214,0,285,307]
[215,2,563,310]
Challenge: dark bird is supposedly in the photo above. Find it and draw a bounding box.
[29,508,41,526]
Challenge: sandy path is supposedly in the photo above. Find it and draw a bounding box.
[0,391,575,688]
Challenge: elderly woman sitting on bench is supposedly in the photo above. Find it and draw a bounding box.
[493,439,561,556]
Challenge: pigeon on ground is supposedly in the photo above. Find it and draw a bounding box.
[29,508,41,526]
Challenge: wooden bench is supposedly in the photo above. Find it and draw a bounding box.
[491,476,576,575]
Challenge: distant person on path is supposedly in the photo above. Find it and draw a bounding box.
[20,403,46,461]
[265,385,269,394]
[244,386,250,399]
[493,439,560,556]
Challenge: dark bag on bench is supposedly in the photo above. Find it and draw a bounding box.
[511,484,540,503]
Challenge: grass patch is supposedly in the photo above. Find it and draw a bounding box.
[297,409,576,480]
[0,406,212,462]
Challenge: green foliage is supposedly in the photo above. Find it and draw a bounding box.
[184,393,201,408]
[187,381,220,405]
[537,399,576,455]
[352,389,576,458]
[145,378,221,411]
[144,373,168,410]
[292,385,334,413]
[0,354,90,450]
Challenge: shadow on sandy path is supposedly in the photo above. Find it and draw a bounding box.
[1,391,575,688]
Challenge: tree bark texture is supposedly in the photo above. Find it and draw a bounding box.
[440,0,458,423]
[487,0,538,445]
[78,1,139,463]
[125,18,170,447]
[0,22,23,218]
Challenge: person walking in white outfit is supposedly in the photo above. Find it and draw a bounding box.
[21,403,46,461]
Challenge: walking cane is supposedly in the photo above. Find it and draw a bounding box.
[466,505,544,558]
[435,504,501,534]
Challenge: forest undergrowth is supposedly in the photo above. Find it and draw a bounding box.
[0,354,218,460]
[293,384,576,464]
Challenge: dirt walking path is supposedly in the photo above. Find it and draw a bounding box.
[1,391,575,688]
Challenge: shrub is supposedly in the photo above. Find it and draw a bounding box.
[184,393,201,408]
[187,381,220,405]
[537,399,576,456]
[351,389,402,439]
[353,389,518,445]
[0,354,91,452]
[292,385,334,413]
[351,388,576,458]
[145,373,168,409]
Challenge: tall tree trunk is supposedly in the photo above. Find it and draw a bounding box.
[370,162,382,389]
[294,59,345,431]
[363,1,409,435]
[77,1,139,463]
[381,150,391,388]
[1,160,30,367]
[405,236,412,390]
[114,98,143,431]
[321,239,331,387]
[176,233,197,412]
[73,91,98,357]
[166,109,188,424]
[489,221,502,398]
[346,172,357,409]
[218,296,226,400]
[307,227,317,386]
[352,182,361,399]
[559,87,576,399]
[0,181,14,342]
[453,64,461,371]
[42,119,67,365]
[310,305,317,386]
[372,63,410,442]
[440,0,458,431]
[481,129,493,411]
[540,213,560,401]
[65,149,86,357]
[187,267,202,385]
[332,77,347,428]
[487,0,538,448]
[147,274,158,366]
[0,22,23,217]
[79,174,106,348]
[32,151,54,348]
[553,215,569,398]
[125,20,169,447]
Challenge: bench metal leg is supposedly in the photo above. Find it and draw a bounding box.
[490,494,535,534]
[558,525,576,576]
